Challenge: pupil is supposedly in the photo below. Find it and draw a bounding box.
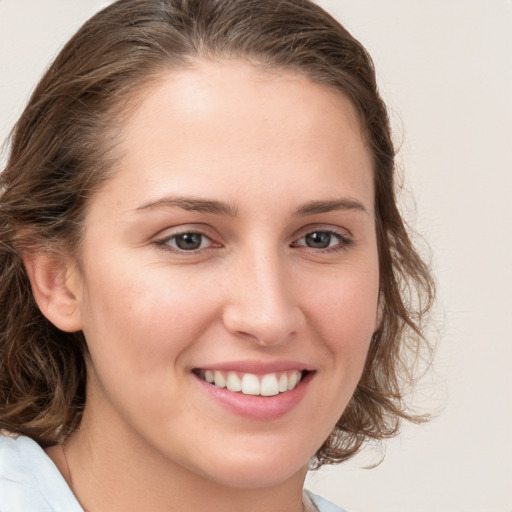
[306,231,331,248]
[176,233,202,250]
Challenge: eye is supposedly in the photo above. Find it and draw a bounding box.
[157,231,214,252]
[293,230,351,251]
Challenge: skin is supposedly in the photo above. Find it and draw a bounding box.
[43,60,379,512]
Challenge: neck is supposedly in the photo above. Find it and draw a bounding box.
[48,410,307,512]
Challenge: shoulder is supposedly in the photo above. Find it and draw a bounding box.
[305,489,351,512]
[0,433,83,512]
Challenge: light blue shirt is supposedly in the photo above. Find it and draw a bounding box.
[0,434,347,512]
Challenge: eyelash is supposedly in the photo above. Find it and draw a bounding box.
[292,230,353,253]
[154,230,218,253]
[154,228,353,254]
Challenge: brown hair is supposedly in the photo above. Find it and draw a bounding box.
[0,0,434,466]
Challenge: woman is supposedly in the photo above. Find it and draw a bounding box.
[0,1,434,511]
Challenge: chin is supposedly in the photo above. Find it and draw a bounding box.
[205,464,307,490]
[187,447,311,490]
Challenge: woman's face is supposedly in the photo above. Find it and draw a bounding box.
[71,60,379,488]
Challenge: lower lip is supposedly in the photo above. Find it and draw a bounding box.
[194,372,313,421]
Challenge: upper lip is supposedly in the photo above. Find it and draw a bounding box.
[192,360,313,374]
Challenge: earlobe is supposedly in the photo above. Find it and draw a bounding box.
[23,251,83,333]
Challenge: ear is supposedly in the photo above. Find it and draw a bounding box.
[23,251,83,332]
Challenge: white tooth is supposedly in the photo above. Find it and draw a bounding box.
[241,373,260,395]
[278,373,288,393]
[287,371,299,390]
[204,370,214,383]
[214,370,226,388]
[261,373,279,396]
[226,372,242,392]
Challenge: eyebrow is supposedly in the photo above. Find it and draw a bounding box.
[134,196,368,217]
[134,197,239,217]
[294,198,368,216]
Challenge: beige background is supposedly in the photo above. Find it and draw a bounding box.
[1,1,511,511]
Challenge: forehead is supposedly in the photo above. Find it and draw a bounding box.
[97,59,374,216]
[120,59,366,151]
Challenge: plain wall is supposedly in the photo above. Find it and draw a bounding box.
[1,1,511,511]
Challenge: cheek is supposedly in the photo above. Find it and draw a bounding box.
[78,256,222,376]
[293,268,379,445]
[304,265,379,367]
[78,261,225,433]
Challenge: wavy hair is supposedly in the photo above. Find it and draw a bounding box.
[0,0,434,466]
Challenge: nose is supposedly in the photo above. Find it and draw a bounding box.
[221,250,304,346]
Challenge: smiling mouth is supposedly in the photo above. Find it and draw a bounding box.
[193,369,307,397]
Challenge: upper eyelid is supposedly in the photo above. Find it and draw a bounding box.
[153,225,219,248]
[154,231,219,255]
[292,230,350,245]
[157,231,215,244]
[287,228,352,257]
[295,229,346,240]
[153,224,218,240]
[292,224,353,240]
[151,223,353,245]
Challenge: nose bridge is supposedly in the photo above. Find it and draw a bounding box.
[222,242,301,345]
